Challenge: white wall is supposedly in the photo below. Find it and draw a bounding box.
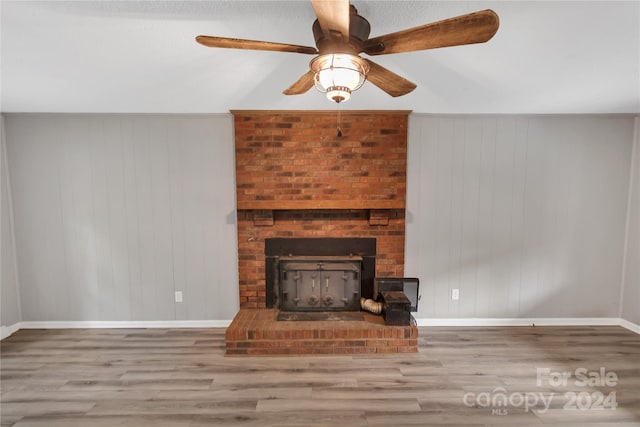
[1,116,22,329]
[4,114,239,322]
[406,115,635,319]
[621,118,640,325]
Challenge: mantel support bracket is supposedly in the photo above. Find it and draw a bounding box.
[368,209,389,226]
[253,210,274,226]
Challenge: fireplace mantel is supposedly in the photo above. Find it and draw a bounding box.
[236,199,405,210]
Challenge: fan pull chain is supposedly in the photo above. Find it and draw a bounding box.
[336,106,343,138]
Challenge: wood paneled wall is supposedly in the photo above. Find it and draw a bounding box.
[621,117,640,325]
[406,115,635,319]
[1,116,21,328]
[3,113,637,323]
[4,114,239,322]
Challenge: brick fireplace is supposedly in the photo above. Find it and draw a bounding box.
[227,110,417,355]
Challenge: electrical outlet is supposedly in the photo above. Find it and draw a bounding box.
[175,291,183,303]
[451,289,459,300]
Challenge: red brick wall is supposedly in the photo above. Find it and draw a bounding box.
[233,111,409,309]
[234,110,408,209]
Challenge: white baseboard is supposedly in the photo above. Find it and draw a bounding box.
[1,323,21,340]
[1,320,232,339]
[619,318,640,334]
[2,318,638,341]
[414,317,623,327]
[19,320,233,329]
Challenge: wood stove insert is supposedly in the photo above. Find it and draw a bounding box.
[265,237,376,311]
[279,256,361,311]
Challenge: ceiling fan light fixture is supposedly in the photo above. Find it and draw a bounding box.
[310,53,369,103]
[325,86,351,103]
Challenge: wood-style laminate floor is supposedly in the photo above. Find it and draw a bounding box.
[1,326,639,427]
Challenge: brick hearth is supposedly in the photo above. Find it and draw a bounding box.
[226,309,418,355]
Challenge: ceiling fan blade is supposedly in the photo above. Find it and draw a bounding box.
[365,60,416,97]
[311,0,350,42]
[196,35,318,54]
[283,70,316,95]
[363,9,499,55]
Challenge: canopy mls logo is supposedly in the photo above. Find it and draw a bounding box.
[463,387,553,415]
[463,367,619,416]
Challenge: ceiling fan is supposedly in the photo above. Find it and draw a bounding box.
[196,0,499,103]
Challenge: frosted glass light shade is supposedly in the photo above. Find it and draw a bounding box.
[310,54,368,103]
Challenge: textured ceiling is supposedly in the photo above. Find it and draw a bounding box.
[1,1,639,114]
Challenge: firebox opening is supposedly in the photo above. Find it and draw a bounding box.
[265,237,376,310]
